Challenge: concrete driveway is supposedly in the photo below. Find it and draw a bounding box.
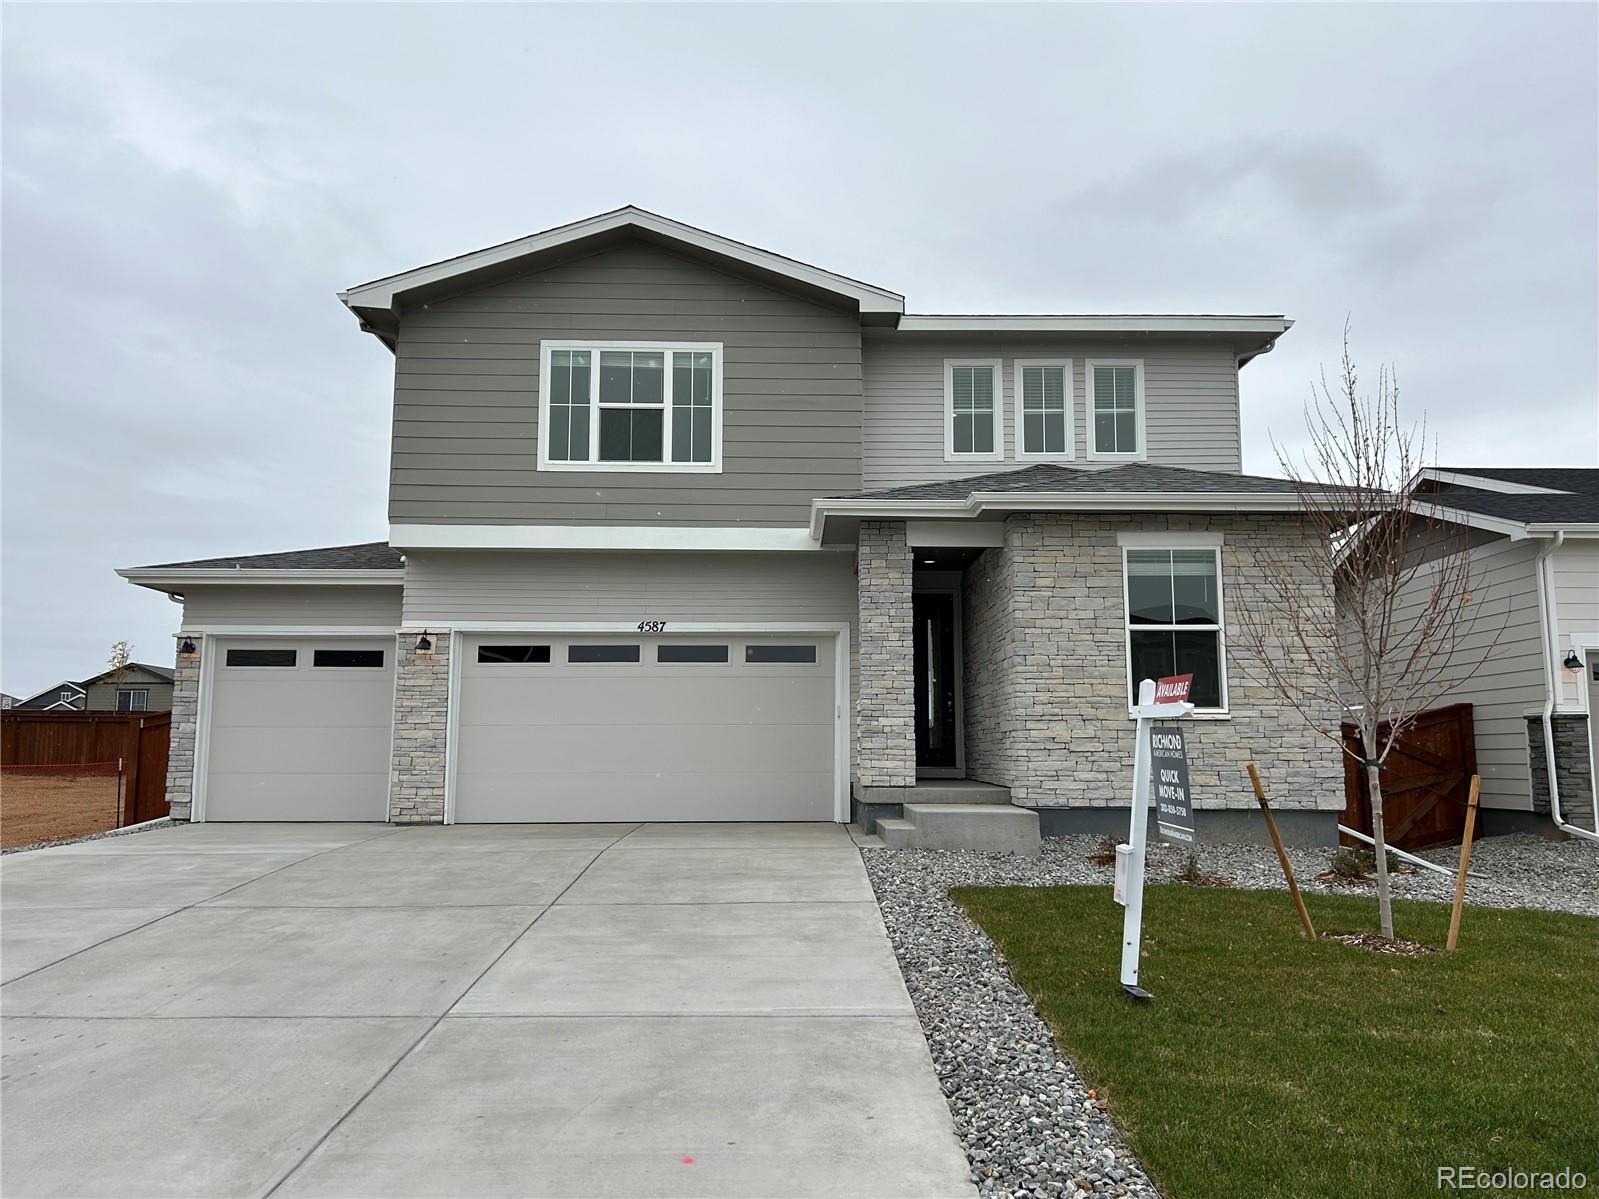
[1,822,973,1198]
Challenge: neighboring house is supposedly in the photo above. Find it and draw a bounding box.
[13,681,88,711]
[9,665,175,714]
[0,693,17,710]
[118,206,1345,842]
[1392,468,1598,835]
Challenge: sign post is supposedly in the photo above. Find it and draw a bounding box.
[1116,674,1194,1001]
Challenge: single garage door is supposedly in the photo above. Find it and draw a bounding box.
[454,633,837,823]
[203,636,394,821]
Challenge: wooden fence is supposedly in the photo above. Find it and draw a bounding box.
[1,710,171,826]
[1341,703,1477,851]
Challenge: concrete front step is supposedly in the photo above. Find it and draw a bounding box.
[876,804,1041,856]
[904,781,1012,805]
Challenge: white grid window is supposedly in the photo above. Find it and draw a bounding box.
[1014,360,1073,459]
[944,360,1003,462]
[1087,360,1145,459]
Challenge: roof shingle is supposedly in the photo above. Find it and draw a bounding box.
[832,462,1312,502]
[1421,468,1599,525]
[136,542,403,571]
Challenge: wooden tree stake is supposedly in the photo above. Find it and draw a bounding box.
[1446,775,1481,953]
[1248,763,1317,941]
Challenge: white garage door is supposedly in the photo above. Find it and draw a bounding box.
[203,637,394,821]
[454,633,837,823]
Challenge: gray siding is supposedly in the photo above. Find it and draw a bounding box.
[84,679,176,712]
[181,586,403,628]
[390,241,863,527]
[401,550,855,626]
[860,334,1242,488]
[1552,539,1599,710]
[1371,534,1546,812]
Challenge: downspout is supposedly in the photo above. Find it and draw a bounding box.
[1535,531,1599,843]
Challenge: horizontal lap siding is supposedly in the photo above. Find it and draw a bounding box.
[860,335,1242,488]
[401,550,856,625]
[390,243,863,526]
[1553,541,1599,709]
[1371,536,1545,811]
[181,586,403,628]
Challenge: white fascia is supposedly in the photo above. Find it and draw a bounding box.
[897,315,1291,335]
[388,523,833,552]
[117,568,405,591]
[809,492,1313,540]
[340,206,904,318]
[1415,468,1571,496]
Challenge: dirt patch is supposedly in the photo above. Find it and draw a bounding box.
[1323,931,1439,957]
[0,771,122,849]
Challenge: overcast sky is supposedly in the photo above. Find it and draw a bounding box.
[3,2,1595,698]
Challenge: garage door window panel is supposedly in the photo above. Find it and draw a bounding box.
[745,644,818,664]
[658,645,730,664]
[568,644,642,664]
[225,649,297,668]
[313,649,386,668]
[477,645,553,664]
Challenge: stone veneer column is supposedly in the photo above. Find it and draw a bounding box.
[164,643,201,821]
[855,521,916,789]
[389,632,449,823]
[1526,715,1596,831]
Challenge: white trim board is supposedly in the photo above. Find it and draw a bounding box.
[389,524,833,552]
[441,622,853,825]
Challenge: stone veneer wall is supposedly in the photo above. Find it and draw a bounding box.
[1525,715,1596,831]
[164,646,201,821]
[389,632,450,823]
[962,544,1015,787]
[855,521,915,788]
[966,513,1343,812]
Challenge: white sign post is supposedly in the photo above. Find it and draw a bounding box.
[1116,675,1194,1001]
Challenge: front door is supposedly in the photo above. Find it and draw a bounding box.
[914,593,959,772]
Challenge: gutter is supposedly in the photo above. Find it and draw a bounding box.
[116,567,406,593]
[1533,530,1599,843]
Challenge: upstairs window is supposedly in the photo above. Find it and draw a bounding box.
[1014,360,1073,459]
[116,689,149,711]
[540,341,721,472]
[1087,360,1145,459]
[944,360,1002,461]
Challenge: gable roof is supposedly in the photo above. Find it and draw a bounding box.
[79,663,176,687]
[1414,468,1599,531]
[339,206,906,348]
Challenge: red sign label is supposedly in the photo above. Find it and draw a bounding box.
[1154,674,1193,704]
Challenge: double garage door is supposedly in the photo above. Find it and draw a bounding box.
[201,632,837,823]
[454,633,837,823]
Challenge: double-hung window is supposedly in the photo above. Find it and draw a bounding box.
[1087,359,1145,460]
[1124,544,1227,711]
[540,341,721,472]
[944,360,1003,461]
[116,689,149,712]
[1013,360,1073,459]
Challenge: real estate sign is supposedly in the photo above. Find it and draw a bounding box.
[1150,725,1195,844]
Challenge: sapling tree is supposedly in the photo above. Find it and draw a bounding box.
[1231,331,1501,939]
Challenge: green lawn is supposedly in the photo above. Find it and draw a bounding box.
[952,884,1598,1199]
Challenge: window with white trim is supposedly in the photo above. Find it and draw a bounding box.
[1087,360,1144,459]
[540,341,721,472]
[1014,360,1073,459]
[944,360,1002,461]
[1124,547,1226,710]
[116,689,149,712]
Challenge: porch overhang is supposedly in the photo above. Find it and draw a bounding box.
[810,490,1318,543]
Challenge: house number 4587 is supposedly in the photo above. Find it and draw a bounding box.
[637,620,668,633]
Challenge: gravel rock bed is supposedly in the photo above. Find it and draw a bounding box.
[1,817,176,855]
[863,830,1596,1198]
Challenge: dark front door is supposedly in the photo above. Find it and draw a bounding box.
[914,593,958,771]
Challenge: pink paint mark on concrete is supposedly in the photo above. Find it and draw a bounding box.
[681,1156,696,1165]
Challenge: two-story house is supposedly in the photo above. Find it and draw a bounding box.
[120,208,1344,844]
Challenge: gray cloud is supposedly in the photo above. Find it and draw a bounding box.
[3,2,1595,698]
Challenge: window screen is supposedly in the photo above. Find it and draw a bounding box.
[657,644,730,664]
[745,644,817,664]
[313,649,386,668]
[476,645,553,664]
[226,648,297,668]
[568,644,641,664]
